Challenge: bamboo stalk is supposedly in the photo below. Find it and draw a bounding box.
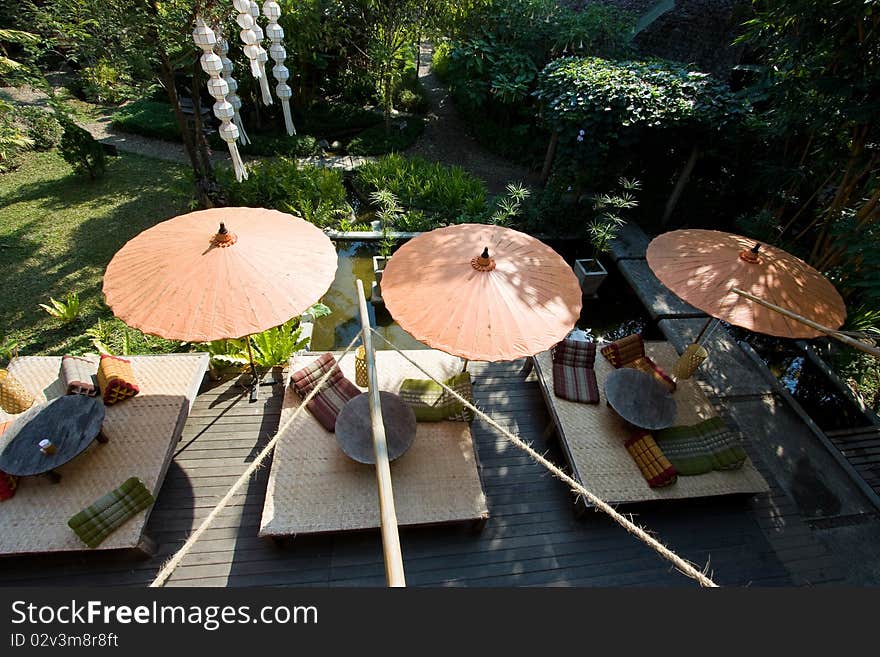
[731,287,880,359]
[356,279,406,587]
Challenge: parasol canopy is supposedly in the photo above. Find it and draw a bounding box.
[380,224,582,362]
[646,229,846,339]
[103,207,337,342]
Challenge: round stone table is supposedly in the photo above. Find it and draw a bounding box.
[335,392,417,464]
[0,395,106,480]
[604,368,676,431]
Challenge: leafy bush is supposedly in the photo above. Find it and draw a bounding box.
[218,157,351,229]
[197,304,331,371]
[214,132,319,158]
[354,154,487,219]
[58,119,105,179]
[438,0,636,161]
[111,100,180,141]
[20,107,63,151]
[77,59,136,105]
[432,42,454,82]
[298,101,383,138]
[0,100,32,171]
[536,57,746,138]
[347,116,425,155]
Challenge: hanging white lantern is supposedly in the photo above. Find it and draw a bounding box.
[234,0,263,81]
[245,0,273,106]
[263,0,295,135]
[217,37,250,146]
[194,18,247,182]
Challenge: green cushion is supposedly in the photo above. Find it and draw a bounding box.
[399,372,475,422]
[655,417,747,476]
[68,477,154,548]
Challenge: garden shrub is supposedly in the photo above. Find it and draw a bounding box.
[438,0,636,163]
[0,101,32,171]
[211,132,319,158]
[354,154,487,218]
[432,42,454,82]
[77,59,136,105]
[218,157,351,229]
[346,117,425,155]
[297,101,384,137]
[535,57,745,143]
[111,100,180,141]
[58,119,106,179]
[20,107,63,151]
[533,56,747,211]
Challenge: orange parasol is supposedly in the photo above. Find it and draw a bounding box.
[104,207,337,398]
[380,224,582,362]
[645,229,846,339]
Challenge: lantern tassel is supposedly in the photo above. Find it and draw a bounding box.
[258,64,273,105]
[228,141,248,182]
[234,114,250,145]
[250,58,261,78]
[281,100,295,136]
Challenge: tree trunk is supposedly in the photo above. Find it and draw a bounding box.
[191,59,214,177]
[148,0,212,208]
[540,131,560,185]
[661,144,700,226]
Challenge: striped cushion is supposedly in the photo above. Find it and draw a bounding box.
[290,352,343,396]
[67,477,154,548]
[624,433,678,488]
[601,334,676,392]
[399,372,475,422]
[655,417,747,475]
[60,355,99,397]
[551,339,599,404]
[96,354,139,405]
[600,334,645,368]
[290,354,360,432]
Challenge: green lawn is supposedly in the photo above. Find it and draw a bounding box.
[0,149,192,356]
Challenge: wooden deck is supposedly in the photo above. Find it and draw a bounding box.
[827,427,880,498]
[0,360,843,587]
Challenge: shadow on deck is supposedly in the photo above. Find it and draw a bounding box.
[0,361,842,587]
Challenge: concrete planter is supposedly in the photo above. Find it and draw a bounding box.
[574,258,608,298]
[372,256,388,305]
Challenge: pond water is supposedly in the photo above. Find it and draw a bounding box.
[309,240,426,352]
[310,239,654,354]
[729,329,871,432]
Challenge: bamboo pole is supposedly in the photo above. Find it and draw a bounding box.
[731,287,880,359]
[355,279,406,587]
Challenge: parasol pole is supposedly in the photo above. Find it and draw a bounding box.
[356,279,406,586]
[731,287,880,359]
[245,337,260,402]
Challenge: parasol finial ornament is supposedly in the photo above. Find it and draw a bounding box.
[211,221,237,247]
[471,246,496,272]
[739,241,761,263]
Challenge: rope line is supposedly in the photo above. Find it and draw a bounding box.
[370,330,719,588]
[150,333,362,588]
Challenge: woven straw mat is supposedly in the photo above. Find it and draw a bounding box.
[0,354,208,554]
[260,349,489,536]
[534,341,769,504]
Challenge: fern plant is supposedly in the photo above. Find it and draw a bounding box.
[249,303,332,369]
[39,292,81,324]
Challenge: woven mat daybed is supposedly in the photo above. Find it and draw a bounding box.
[533,341,769,504]
[259,349,489,537]
[0,353,208,555]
